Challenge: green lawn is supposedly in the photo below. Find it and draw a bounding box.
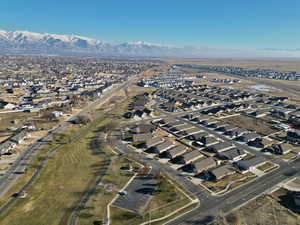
[0,117,111,225]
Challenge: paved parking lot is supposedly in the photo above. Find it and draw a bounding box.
[112,172,157,214]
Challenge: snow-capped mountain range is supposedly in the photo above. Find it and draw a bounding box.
[0,29,299,58]
[0,29,182,57]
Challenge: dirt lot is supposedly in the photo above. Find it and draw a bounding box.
[213,190,300,225]
[223,115,277,136]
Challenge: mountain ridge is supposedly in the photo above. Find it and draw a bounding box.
[0,29,180,57]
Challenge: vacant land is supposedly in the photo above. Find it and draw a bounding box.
[165,58,300,72]
[223,115,277,136]
[213,190,300,225]
[0,116,113,225]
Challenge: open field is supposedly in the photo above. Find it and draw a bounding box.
[213,189,300,225]
[0,116,112,225]
[165,58,300,72]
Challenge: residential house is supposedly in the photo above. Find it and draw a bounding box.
[145,136,164,148]
[191,157,217,174]
[132,124,155,134]
[150,141,175,154]
[227,127,248,138]
[218,148,247,161]
[177,150,204,164]
[202,119,219,127]
[201,136,219,146]
[207,142,234,154]
[187,132,208,141]
[132,133,152,143]
[240,132,261,142]
[249,137,273,149]
[220,124,238,133]
[236,156,266,172]
[249,109,270,118]
[179,127,201,137]
[272,143,292,155]
[209,164,236,180]
[212,121,228,129]
[165,145,187,159]
[169,124,193,133]
[287,130,300,143]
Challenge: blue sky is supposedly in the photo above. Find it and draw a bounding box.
[1,0,300,49]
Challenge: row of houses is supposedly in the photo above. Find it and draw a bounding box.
[177,64,300,81]
[153,118,272,181]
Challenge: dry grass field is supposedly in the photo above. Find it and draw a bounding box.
[223,115,277,136]
[213,191,300,225]
[165,58,300,72]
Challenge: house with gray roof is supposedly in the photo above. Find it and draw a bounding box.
[187,132,208,141]
[236,156,266,172]
[133,133,152,142]
[209,164,236,180]
[191,157,217,174]
[145,136,164,148]
[177,150,204,164]
[165,145,187,159]
[207,142,234,154]
[200,136,219,146]
[272,143,292,155]
[240,132,261,142]
[218,148,247,161]
[150,141,175,154]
